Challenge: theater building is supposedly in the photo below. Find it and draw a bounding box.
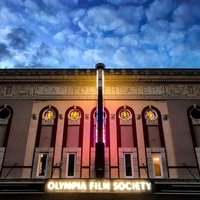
[0,65,200,199]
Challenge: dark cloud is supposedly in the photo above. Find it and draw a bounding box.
[7,27,32,50]
[0,43,11,60]
[36,42,50,57]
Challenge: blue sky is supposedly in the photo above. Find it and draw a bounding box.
[0,0,200,68]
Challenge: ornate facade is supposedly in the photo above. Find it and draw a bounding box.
[0,68,200,199]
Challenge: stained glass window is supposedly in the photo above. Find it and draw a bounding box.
[43,109,55,121]
[69,109,81,120]
[145,109,157,121]
[119,109,131,120]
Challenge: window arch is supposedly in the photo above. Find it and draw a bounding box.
[90,107,110,148]
[0,105,13,147]
[35,106,58,148]
[142,106,165,148]
[188,105,200,147]
[62,106,84,148]
[116,106,137,148]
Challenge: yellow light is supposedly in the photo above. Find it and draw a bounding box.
[153,157,160,161]
[46,180,152,193]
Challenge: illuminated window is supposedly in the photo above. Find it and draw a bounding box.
[66,153,76,177]
[69,109,81,120]
[145,109,157,121]
[37,153,48,177]
[152,153,163,178]
[124,153,133,177]
[119,109,131,120]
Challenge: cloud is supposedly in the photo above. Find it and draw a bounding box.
[122,34,139,47]
[172,1,200,30]
[113,47,132,67]
[71,8,86,25]
[118,5,145,25]
[23,0,41,12]
[145,0,174,22]
[83,49,106,65]
[104,37,119,48]
[141,20,170,46]
[0,43,11,60]
[186,25,200,49]
[107,0,149,5]
[53,29,73,42]
[81,5,134,35]
[0,7,25,25]
[7,27,33,50]
[0,0,200,68]
[36,10,60,25]
[78,21,91,35]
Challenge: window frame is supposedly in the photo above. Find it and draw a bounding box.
[123,153,134,178]
[142,106,165,148]
[35,106,58,148]
[66,153,76,178]
[152,153,163,178]
[36,153,48,178]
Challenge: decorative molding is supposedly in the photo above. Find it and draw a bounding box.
[0,69,200,83]
[0,83,200,99]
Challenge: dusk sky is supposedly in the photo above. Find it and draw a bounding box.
[0,0,200,69]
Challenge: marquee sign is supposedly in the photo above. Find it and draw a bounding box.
[46,179,152,193]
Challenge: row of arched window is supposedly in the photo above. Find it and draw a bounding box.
[1,104,200,149]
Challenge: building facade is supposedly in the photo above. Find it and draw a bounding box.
[0,67,200,199]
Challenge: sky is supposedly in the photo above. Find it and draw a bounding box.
[0,0,200,69]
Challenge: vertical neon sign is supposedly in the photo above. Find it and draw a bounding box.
[95,63,105,178]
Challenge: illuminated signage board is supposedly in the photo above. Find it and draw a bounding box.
[46,179,152,193]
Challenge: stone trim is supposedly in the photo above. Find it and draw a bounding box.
[195,148,200,170]
[0,69,200,83]
[118,147,139,178]
[61,147,81,178]
[0,148,5,172]
[1,83,200,100]
[32,148,54,179]
[146,148,168,179]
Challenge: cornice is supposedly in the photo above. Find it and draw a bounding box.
[0,68,200,83]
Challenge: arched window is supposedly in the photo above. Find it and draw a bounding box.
[116,106,138,178]
[63,106,84,148]
[116,106,137,148]
[188,105,200,147]
[142,106,165,148]
[62,106,84,178]
[90,107,110,148]
[35,106,58,148]
[0,105,12,147]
